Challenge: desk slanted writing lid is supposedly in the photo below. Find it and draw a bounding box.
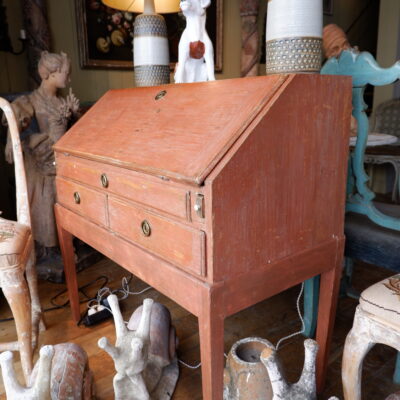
[54,75,288,185]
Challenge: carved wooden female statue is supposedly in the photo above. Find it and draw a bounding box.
[5,51,80,262]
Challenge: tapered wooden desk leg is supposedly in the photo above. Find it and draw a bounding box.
[315,263,342,393]
[56,216,80,323]
[198,311,225,400]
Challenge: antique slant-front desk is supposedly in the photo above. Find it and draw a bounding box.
[54,74,351,399]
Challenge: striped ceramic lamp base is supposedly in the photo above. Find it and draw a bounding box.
[134,13,170,86]
[266,0,323,74]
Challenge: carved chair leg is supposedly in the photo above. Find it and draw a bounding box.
[25,249,46,347]
[1,267,33,384]
[342,327,374,400]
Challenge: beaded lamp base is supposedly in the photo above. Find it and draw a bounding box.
[266,37,322,74]
[134,13,170,87]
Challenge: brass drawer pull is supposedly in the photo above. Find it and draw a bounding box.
[141,220,151,237]
[73,192,81,204]
[101,173,109,188]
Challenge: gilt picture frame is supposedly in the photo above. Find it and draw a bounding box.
[75,0,223,71]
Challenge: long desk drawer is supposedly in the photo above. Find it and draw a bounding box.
[56,153,189,220]
[56,177,108,227]
[108,197,205,277]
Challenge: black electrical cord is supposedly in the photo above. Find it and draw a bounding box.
[76,274,135,326]
[0,275,109,323]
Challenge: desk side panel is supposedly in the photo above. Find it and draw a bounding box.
[210,74,352,282]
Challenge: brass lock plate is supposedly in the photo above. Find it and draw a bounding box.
[194,194,205,218]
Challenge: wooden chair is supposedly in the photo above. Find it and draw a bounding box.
[342,274,400,399]
[0,97,43,384]
[365,98,400,203]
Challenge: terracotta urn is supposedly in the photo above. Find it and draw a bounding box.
[322,24,351,59]
[223,337,274,400]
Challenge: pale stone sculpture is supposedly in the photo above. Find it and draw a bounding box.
[5,51,79,265]
[127,301,179,397]
[0,346,52,400]
[174,0,215,83]
[260,339,339,400]
[98,296,154,400]
[0,343,94,400]
[98,295,179,400]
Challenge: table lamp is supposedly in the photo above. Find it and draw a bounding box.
[102,0,181,86]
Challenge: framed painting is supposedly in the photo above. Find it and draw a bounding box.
[75,0,223,71]
[323,0,333,15]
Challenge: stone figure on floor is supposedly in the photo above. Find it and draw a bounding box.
[98,296,154,400]
[98,295,179,400]
[260,339,339,400]
[0,343,94,399]
[4,51,80,266]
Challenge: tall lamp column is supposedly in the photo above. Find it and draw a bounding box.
[102,0,180,87]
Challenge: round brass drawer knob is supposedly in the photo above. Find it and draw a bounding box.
[73,192,81,204]
[141,220,151,237]
[101,173,109,188]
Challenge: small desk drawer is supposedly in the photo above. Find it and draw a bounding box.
[56,154,189,220]
[56,177,108,227]
[108,197,205,277]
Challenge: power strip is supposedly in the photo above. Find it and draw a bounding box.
[82,297,113,326]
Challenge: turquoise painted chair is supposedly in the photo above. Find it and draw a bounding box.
[303,49,400,383]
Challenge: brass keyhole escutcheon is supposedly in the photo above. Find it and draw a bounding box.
[155,90,167,100]
[101,173,109,188]
[141,220,151,237]
[74,192,81,204]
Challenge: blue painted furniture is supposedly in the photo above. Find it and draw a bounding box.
[303,49,400,383]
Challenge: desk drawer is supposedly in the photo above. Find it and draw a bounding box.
[56,153,189,220]
[56,177,108,227]
[108,197,205,277]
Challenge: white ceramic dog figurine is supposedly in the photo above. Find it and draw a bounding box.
[174,0,216,83]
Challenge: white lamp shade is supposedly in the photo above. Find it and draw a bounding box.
[266,0,323,40]
[102,0,181,13]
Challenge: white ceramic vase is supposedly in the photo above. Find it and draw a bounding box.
[265,0,323,74]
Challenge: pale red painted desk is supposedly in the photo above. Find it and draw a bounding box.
[54,74,351,399]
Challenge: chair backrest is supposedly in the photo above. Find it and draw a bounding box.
[370,98,400,138]
[321,49,400,231]
[0,97,31,227]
